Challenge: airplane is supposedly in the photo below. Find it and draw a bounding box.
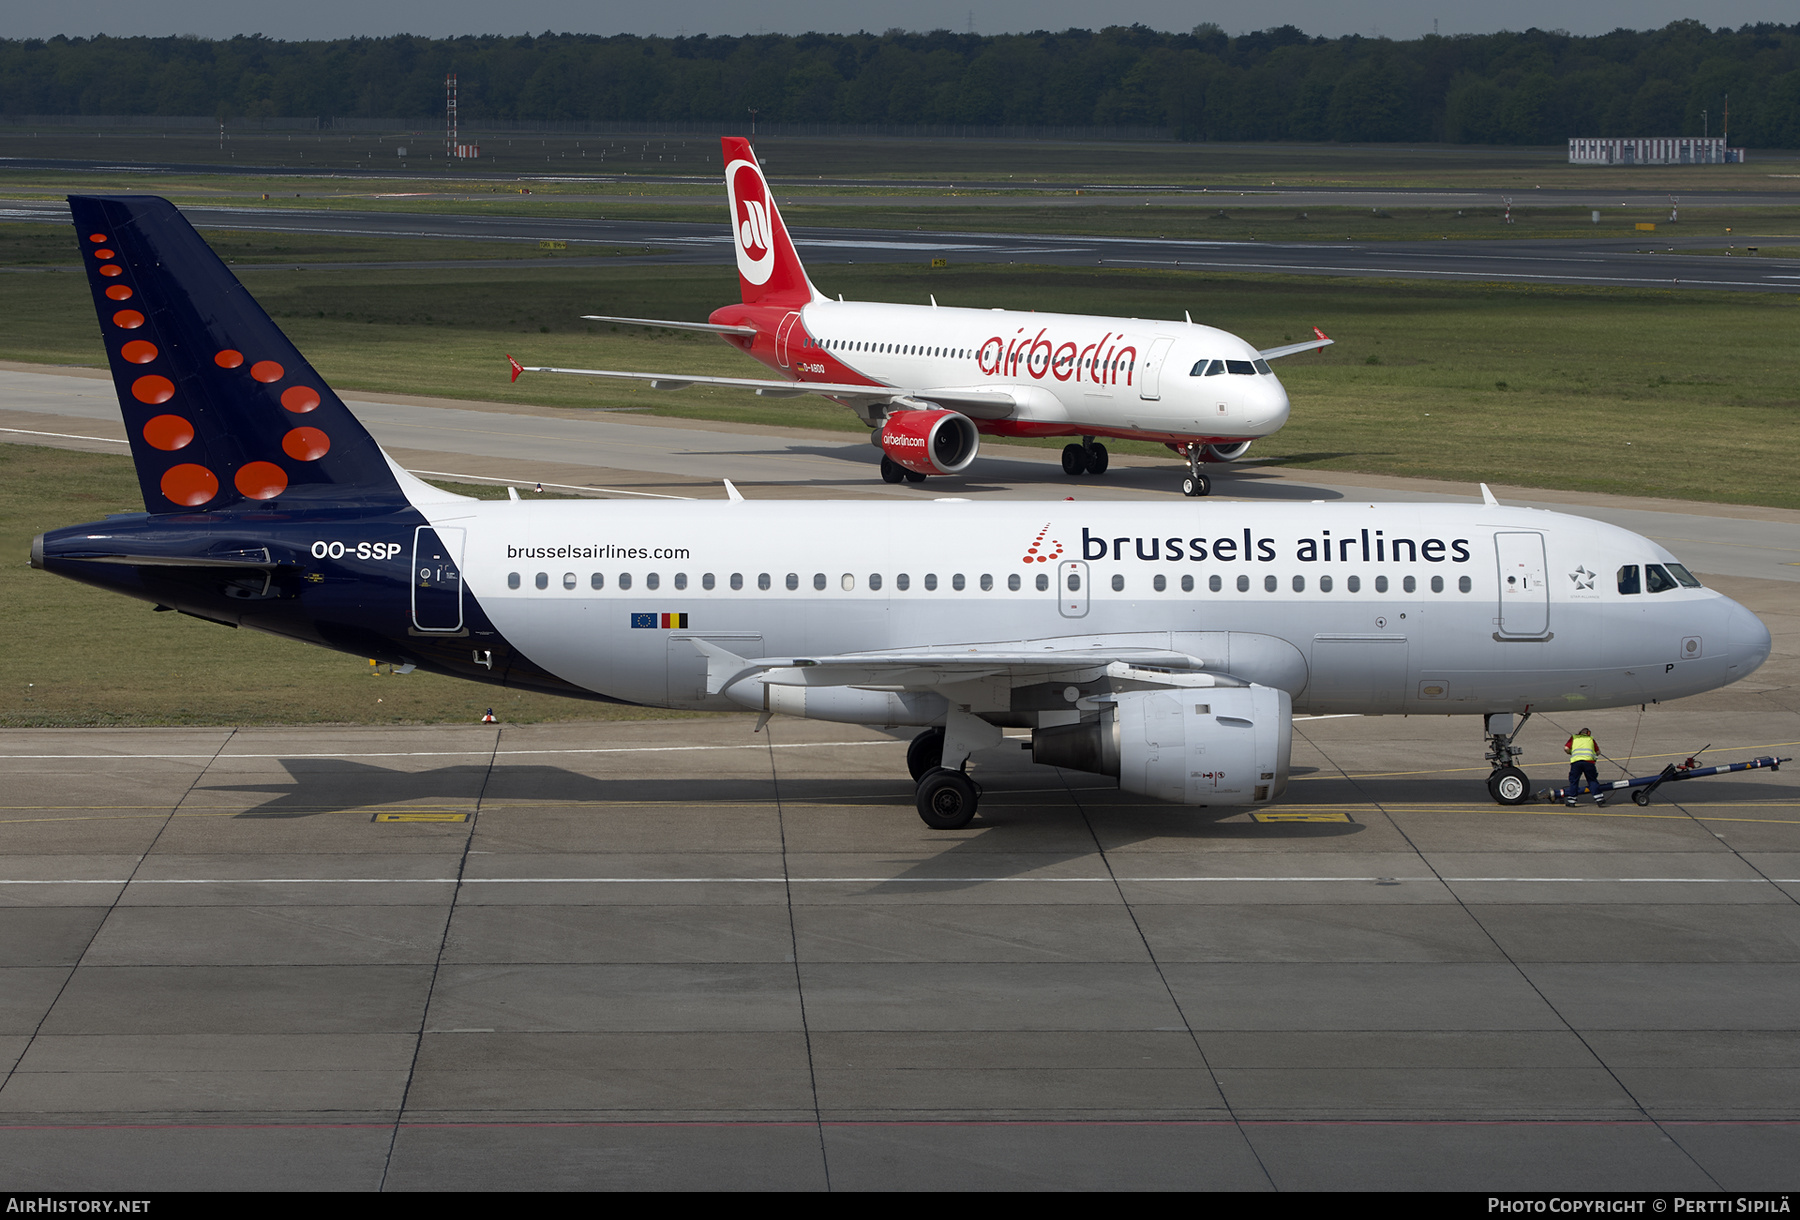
[511,136,1332,497]
[32,195,1771,830]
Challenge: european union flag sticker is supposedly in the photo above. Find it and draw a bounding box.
[630,612,656,629]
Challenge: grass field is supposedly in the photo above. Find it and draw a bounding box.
[2,236,1795,508]
[0,224,655,266]
[0,445,700,727]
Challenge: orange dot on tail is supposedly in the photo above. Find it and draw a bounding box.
[105,285,133,301]
[99,264,122,277]
[160,463,217,507]
[143,415,194,451]
[234,461,288,499]
[214,349,243,369]
[94,249,115,260]
[250,360,284,384]
[112,310,145,329]
[88,233,107,243]
[280,386,320,413]
[121,340,158,364]
[131,375,174,404]
[282,427,330,461]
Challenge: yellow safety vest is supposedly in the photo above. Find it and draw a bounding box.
[1570,734,1597,762]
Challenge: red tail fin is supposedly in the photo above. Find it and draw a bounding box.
[721,137,813,307]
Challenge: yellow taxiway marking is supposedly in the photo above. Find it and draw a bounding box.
[1251,811,1355,823]
[372,811,469,823]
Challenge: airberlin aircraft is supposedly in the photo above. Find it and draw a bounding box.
[34,195,1771,829]
[512,136,1331,496]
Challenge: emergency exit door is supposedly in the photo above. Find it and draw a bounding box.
[1494,531,1549,637]
[1057,560,1089,618]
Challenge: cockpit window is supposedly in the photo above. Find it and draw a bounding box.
[1617,565,1640,595]
[1253,359,1272,374]
[1192,359,1225,376]
[1226,359,1256,375]
[1665,563,1702,588]
[1645,563,1680,593]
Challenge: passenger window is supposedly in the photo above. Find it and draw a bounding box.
[952,573,966,591]
[1067,573,1081,592]
[1319,574,1332,593]
[1459,575,1472,593]
[646,573,659,590]
[980,574,993,591]
[1007,574,1020,591]
[1209,575,1222,592]
[1264,575,1278,592]
[1431,575,1444,593]
[702,573,715,590]
[730,573,743,590]
[786,573,799,591]
[924,573,939,591]
[1403,575,1416,593]
[1646,564,1678,593]
[896,573,910,591]
[757,573,770,590]
[1153,574,1166,592]
[1112,574,1125,592]
[1617,565,1641,595]
[869,573,883,590]
[619,573,632,590]
[1375,575,1389,593]
[674,573,687,590]
[1236,575,1249,592]
[813,573,826,591]
[535,572,548,590]
[1035,573,1048,591]
[1293,575,1305,592]
[562,572,576,590]
[591,573,604,590]
[1180,574,1193,592]
[1347,575,1361,593]
[508,572,520,589]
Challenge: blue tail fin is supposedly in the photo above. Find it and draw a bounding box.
[69,195,405,513]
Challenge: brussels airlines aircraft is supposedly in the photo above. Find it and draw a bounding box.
[34,196,1771,828]
[512,136,1331,497]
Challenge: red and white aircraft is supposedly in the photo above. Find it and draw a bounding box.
[514,137,1331,496]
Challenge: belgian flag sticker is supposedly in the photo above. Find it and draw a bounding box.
[630,612,688,629]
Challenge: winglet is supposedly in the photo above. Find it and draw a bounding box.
[1480,483,1499,506]
[507,355,524,383]
[723,479,745,502]
[1313,326,1330,342]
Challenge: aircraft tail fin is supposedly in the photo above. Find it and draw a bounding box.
[69,194,407,514]
[720,137,815,307]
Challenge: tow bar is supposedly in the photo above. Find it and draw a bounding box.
[1541,747,1791,807]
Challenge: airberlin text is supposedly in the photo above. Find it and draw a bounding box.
[979,329,1136,385]
[1081,528,1472,565]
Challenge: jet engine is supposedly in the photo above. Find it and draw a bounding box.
[1031,684,1292,806]
[879,408,980,476]
[1203,441,1253,462]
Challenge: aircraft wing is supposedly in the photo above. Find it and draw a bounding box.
[579,314,759,337]
[1258,328,1334,360]
[513,359,1019,415]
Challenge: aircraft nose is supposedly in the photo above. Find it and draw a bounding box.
[1256,378,1291,433]
[1723,597,1772,682]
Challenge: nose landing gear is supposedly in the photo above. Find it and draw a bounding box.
[1181,442,1212,498]
[1483,711,1533,805]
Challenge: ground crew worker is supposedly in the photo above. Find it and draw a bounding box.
[1564,727,1604,806]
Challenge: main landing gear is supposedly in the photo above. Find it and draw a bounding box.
[1061,437,1109,478]
[880,455,927,485]
[1181,442,1212,498]
[1483,711,1533,805]
[907,724,985,830]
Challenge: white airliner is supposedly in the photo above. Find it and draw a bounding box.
[34,194,1771,830]
[511,136,1331,496]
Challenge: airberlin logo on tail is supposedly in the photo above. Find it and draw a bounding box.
[1021,524,1064,565]
[727,160,776,285]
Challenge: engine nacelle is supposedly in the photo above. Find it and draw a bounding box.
[880,409,979,475]
[1032,685,1291,806]
[1203,441,1253,462]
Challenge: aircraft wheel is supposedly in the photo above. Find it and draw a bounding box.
[903,469,927,484]
[1486,766,1531,806]
[907,726,945,782]
[1087,444,1109,475]
[880,455,906,484]
[1632,789,1651,807]
[1182,473,1211,497]
[1061,443,1088,476]
[916,768,979,829]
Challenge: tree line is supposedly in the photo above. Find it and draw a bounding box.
[2,20,1796,147]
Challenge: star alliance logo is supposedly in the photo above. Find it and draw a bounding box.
[1569,565,1596,590]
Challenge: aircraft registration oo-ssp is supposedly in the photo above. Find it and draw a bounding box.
[33,194,1771,828]
[512,136,1330,497]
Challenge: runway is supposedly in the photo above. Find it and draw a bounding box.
[4,364,1798,1189]
[2,196,1795,293]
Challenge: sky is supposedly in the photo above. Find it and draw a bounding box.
[2,1,1793,41]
